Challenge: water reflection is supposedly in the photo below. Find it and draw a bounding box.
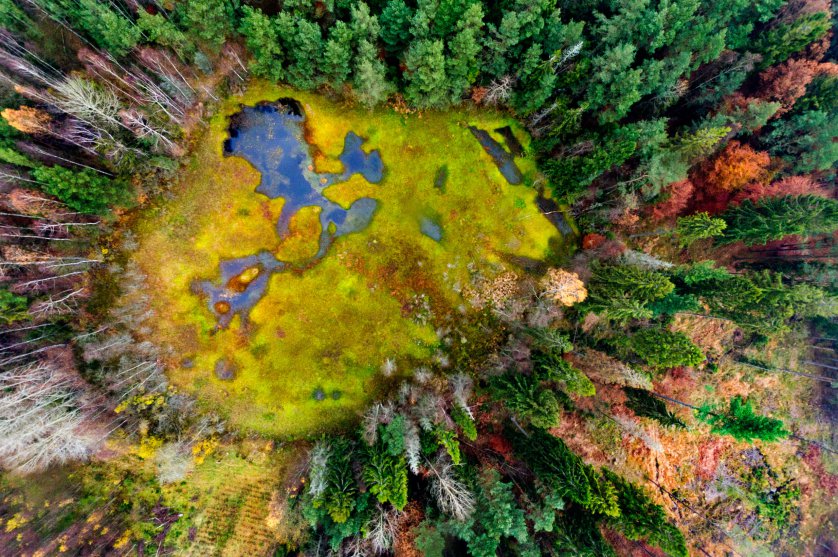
[195,100,383,328]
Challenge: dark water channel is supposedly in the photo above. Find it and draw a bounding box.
[195,99,383,328]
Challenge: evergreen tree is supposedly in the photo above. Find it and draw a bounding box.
[238,7,284,81]
[720,195,838,246]
[322,22,354,87]
[624,387,687,429]
[437,470,532,557]
[603,468,689,557]
[491,372,561,429]
[629,328,704,370]
[676,212,727,247]
[764,109,838,174]
[698,396,789,442]
[137,12,193,57]
[404,39,448,108]
[753,11,831,67]
[511,428,619,517]
[176,0,237,49]
[362,439,408,509]
[277,14,323,90]
[533,351,595,396]
[379,0,413,53]
[31,165,128,214]
[0,289,28,325]
[585,263,675,317]
[585,44,643,123]
[444,3,483,104]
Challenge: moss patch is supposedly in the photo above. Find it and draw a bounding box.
[133,81,566,437]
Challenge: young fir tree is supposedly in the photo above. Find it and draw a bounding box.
[698,396,789,442]
[676,212,727,247]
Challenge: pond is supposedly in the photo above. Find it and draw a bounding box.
[195,100,384,328]
[132,83,571,437]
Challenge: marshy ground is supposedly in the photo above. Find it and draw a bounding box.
[133,82,568,437]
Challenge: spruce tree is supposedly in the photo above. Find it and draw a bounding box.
[720,195,838,246]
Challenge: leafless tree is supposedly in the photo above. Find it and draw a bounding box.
[362,401,394,445]
[449,373,474,419]
[483,75,515,106]
[365,504,400,554]
[0,360,106,473]
[426,454,475,521]
[307,440,331,499]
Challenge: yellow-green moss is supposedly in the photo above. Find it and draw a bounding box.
[133,81,566,437]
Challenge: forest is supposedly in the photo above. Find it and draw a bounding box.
[0,0,836,555]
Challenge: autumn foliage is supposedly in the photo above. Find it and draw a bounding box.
[732,175,832,205]
[1,106,51,134]
[700,141,772,192]
[757,58,838,115]
[651,180,694,221]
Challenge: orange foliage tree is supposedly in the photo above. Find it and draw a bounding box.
[732,175,832,204]
[1,106,52,134]
[700,140,771,192]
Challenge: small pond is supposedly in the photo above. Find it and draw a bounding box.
[196,100,384,328]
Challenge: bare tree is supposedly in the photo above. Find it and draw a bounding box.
[483,75,515,106]
[0,360,106,473]
[426,455,475,521]
[365,504,400,554]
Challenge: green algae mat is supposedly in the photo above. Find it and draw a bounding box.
[133,82,567,437]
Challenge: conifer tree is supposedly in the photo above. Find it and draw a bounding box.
[720,195,838,246]
[603,469,688,557]
[676,212,727,247]
[491,372,561,429]
[629,328,705,370]
[698,396,789,442]
[624,387,687,429]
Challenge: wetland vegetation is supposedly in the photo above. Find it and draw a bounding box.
[0,0,836,556]
[133,84,561,436]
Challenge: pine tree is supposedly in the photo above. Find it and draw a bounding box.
[444,3,483,104]
[238,7,284,81]
[404,39,449,108]
[720,195,838,246]
[31,165,128,214]
[322,22,354,87]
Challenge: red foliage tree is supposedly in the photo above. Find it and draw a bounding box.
[651,179,694,220]
[582,233,606,250]
[732,175,832,204]
[757,58,838,115]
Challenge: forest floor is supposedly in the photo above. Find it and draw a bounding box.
[131,81,568,437]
